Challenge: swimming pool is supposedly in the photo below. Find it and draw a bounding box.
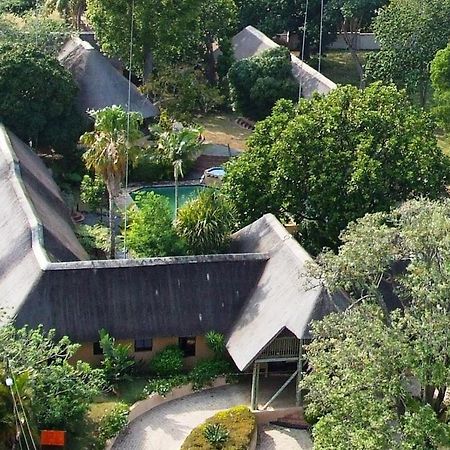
[131,185,205,212]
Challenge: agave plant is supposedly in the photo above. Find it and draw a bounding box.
[203,423,229,449]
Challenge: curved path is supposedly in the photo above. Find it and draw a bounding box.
[112,384,249,450]
[112,383,312,450]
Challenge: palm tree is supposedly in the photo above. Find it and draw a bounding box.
[80,106,143,259]
[155,126,203,219]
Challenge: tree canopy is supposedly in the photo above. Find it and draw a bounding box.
[0,42,81,153]
[366,0,450,105]
[176,189,236,255]
[303,199,450,449]
[222,84,450,254]
[227,46,298,120]
[86,0,202,78]
[431,44,450,132]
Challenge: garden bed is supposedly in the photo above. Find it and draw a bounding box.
[181,405,257,450]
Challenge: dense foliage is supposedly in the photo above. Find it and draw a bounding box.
[227,46,298,120]
[303,199,450,449]
[126,193,185,258]
[95,402,129,448]
[205,331,227,359]
[181,406,256,450]
[80,174,107,215]
[189,359,232,391]
[223,85,450,254]
[86,0,202,78]
[431,44,450,132]
[175,189,236,255]
[0,326,103,439]
[149,345,184,377]
[99,329,135,388]
[0,42,81,153]
[143,66,225,121]
[366,0,450,105]
[0,0,37,14]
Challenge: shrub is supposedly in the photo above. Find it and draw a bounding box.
[143,374,189,397]
[126,193,185,258]
[181,405,256,450]
[99,329,135,388]
[149,345,184,377]
[227,46,297,120]
[143,65,225,121]
[175,189,236,255]
[205,331,226,358]
[204,423,230,449]
[96,402,129,447]
[189,359,232,391]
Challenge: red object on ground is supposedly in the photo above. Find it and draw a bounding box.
[40,430,66,446]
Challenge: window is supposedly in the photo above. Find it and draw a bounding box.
[134,338,153,352]
[179,336,196,357]
[93,341,103,355]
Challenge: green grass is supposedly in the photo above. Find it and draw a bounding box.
[68,377,149,450]
[308,50,374,86]
[437,133,450,156]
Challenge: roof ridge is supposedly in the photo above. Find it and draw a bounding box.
[0,124,49,268]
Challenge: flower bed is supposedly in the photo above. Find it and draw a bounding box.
[181,405,256,450]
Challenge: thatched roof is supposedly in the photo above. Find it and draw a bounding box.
[232,26,337,98]
[0,127,342,358]
[226,215,348,370]
[58,37,158,119]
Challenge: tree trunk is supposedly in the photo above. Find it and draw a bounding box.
[205,34,217,84]
[143,48,154,82]
[342,19,365,88]
[108,191,116,259]
[174,171,178,221]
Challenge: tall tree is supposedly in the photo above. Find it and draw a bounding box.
[45,0,86,30]
[325,0,387,86]
[152,125,202,218]
[86,0,202,79]
[366,0,450,106]
[0,42,81,153]
[80,106,144,259]
[431,44,450,132]
[223,84,450,254]
[198,0,238,83]
[303,199,450,449]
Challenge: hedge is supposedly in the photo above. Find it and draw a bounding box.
[181,405,256,450]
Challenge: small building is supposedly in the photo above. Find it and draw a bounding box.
[0,124,346,405]
[232,26,337,98]
[58,37,158,121]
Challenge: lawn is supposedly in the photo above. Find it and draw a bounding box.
[195,112,252,151]
[68,377,149,450]
[308,50,374,86]
[437,133,450,156]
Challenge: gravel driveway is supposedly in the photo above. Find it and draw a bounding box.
[112,384,249,450]
[112,383,313,450]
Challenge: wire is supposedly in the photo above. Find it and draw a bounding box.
[299,0,309,101]
[123,0,135,259]
[318,0,324,73]
[9,386,30,450]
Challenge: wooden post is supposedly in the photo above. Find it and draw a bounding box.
[296,339,303,406]
[255,362,260,410]
[251,363,257,410]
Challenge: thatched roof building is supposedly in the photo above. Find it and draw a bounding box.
[232,26,337,98]
[58,37,158,119]
[0,124,344,370]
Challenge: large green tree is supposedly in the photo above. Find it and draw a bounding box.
[86,0,202,79]
[80,106,144,259]
[0,42,81,153]
[431,44,450,132]
[0,326,103,435]
[366,0,450,106]
[223,84,450,254]
[303,199,450,449]
[227,46,298,120]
